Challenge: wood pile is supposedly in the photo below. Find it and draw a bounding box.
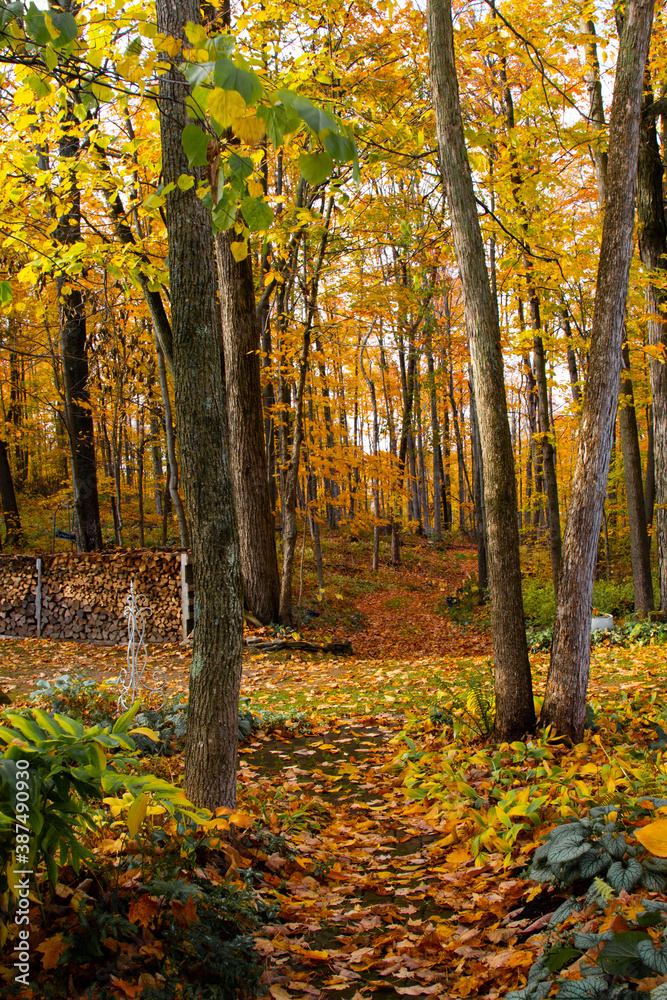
[0,550,183,643]
[0,556,38,637]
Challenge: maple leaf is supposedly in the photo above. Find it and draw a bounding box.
[36,933,67,970]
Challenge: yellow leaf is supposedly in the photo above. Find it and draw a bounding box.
[37,933,67,970]
[130,727,160,740]
[247,179,264,198]
[208,88,245,127]
[580,763,598,776]
[127,793,148,838]
[636,819,667,857]
[230,240,248,262]
[232,115,266,144]
[177,174,195,191]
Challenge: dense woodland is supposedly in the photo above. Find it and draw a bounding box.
[0,0,665,787]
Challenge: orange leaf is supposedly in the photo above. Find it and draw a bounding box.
[37,933,67,970]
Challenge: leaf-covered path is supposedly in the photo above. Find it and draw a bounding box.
[237,720,545,999]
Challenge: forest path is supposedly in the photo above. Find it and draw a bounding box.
[238,720,549,1000]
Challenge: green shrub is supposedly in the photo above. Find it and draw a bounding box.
[0,703,200,888]
[522,580,557,629]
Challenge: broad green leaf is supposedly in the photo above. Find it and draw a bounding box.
[299,151,334,186]
[597,929,652,978]
[181,123,210,167]
[607,857,643,892]
[3,714,45,743]
[213,58,262,105]
[228,151,254,181]
[112,701,142,734]
[323,131,355,162]
[240,196,273,232]
[278,90,337,135]
[181,60,215,87]
[0,281,12,303]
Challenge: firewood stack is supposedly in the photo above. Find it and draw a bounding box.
[0,556,38,637]
[0,551,183,643]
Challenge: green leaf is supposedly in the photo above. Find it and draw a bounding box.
[600,830,627,859]
[4,713,45,744]
[228,152,254,181]
[257,104,292,148]
[213,58,262,105]
[597,930,652,978]
[323,131,355,162]
[27,74,52,98]
[637,938,667,975]
[545,946,581,973]
[299,151,334,186]
[577,850,608,879]
[240,196,273,232]
[555,980,611,999]
[48,10,78,46]
[607,857,643,892]
[181,123,210,167]
[279,91,337,135]
[181,61,215,87]
[0,281,12,303]
[547,839,590,866]
[112,701,141,734]
[212,190,239,232]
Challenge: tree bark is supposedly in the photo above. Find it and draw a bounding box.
[156,0,243,809]
[57,117,103,553]
[541,0,654,740]
[215,231,281,624]
[0,440,23,547]
[155,335,189,548]
[582,14,653,615]
[531,318,562,590]
[427,0,535,740]
[637,85,667,614]
[619,343,654,613]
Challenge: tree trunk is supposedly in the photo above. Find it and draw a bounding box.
[531,315,562,590]
[156,0,243,810]
[0,440,23,547]
[57,118,102,553]
[619,344,654,613]
[469,376,488,599]
[155,335,189,548]
[427,0,535,740]
[583,14,654,616]
[215,231,281,624]
[637,85,667,614]
[646,405,656,528]
[541,0,654,740]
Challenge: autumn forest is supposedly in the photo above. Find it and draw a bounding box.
[2,0,667,997]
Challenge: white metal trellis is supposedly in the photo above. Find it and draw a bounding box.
[117,581,165,712]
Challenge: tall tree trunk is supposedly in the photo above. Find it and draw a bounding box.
[531,313,562,590]
[646,405,656,528]
[619,344,654,613]
[0,440,23,547]
[426,326,443,539]
[541,0,654,740]
[215,231,281,623]
[155,335,189,548]
[279,200,333,622]
[469,376,488,599]
[583,14,654,613]
[637,87,667,614]
[427,0,535,740]
[57,117,102,553]
[156,0,243,809]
